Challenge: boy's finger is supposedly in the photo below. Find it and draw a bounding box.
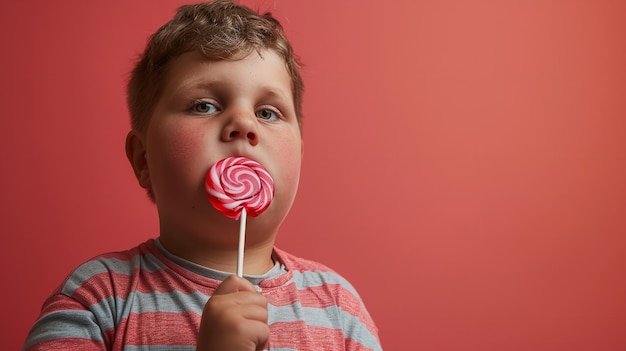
[213,274,257,295]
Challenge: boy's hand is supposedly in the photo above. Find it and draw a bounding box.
[197,275,269,351]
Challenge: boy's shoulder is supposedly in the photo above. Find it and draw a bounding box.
[273,247,335,272]
[51,240,163,296]
[271,247,362,297]
[70,239,159,272]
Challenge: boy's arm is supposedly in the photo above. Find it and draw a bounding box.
[340,289,383,351]
[22,293,109,351]
[343,298,383,351]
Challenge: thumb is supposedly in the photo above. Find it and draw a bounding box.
[213,274,257,295]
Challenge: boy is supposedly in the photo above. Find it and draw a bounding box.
[23,1,382,350]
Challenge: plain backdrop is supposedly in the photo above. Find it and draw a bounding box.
[2,0,625,350]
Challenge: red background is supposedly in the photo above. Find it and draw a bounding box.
[2,0,625,349]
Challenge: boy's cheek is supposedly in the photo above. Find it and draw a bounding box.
[275,154,302,197]
[146,130,213,195]
[150,123,211,166]
[269,141,301,178]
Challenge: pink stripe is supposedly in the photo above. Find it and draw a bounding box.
[270,321,346,350]
[26,338,105,351]
[112,312,200,346]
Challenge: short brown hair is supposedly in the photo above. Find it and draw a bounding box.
[127,0,304,133]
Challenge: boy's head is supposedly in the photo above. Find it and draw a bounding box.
[125,0,304,238]
[127,0,303,134]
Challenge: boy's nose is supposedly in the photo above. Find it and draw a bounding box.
[221,110,259,146]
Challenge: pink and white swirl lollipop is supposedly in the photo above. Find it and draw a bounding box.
[206,156,274,220]
[205,156,274,276]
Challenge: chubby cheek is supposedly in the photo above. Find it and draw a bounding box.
[148,123,210,202]
[270,136,303,208]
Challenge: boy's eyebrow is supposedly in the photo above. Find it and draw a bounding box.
[259,87,293,102]
[174,80,293,101]
[172,80,226,94]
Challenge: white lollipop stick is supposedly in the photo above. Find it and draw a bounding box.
[236,208,247,277]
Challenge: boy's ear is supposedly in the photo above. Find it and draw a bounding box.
[125,131,152,191]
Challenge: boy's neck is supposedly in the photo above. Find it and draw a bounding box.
[159,233,276,275]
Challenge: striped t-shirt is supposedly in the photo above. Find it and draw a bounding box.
[23,239,382,350]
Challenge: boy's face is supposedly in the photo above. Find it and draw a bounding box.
[128,49,303,246]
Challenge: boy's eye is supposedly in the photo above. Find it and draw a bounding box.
[192,102,218,114]
[256,109,278,121]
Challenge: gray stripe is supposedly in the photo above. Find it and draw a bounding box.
[140,253,171,272]
[290,270,360,298]
[337,308,382,350]
[269,302,340,328]
[23,309,104,349]
[62,254,168,296]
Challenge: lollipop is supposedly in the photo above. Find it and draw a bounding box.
[205,156,274,276]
